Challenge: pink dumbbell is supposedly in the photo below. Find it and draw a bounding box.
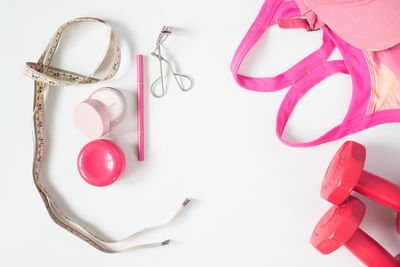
[310,196,400,266]
[321,141,400,233]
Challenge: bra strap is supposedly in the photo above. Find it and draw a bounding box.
[231,0,335,92]
[276,60,351,147]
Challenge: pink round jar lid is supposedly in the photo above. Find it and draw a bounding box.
[77,139,126,186]
[74,99,111,139]
[73,87,126,139]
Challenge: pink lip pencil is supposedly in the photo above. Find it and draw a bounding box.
[137,55,144,161]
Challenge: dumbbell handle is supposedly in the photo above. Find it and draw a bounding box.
[345,228,399,266]
[355,171,400,211]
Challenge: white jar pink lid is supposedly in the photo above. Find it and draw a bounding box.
[73,87,126,139]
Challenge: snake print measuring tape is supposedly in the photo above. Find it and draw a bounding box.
[24,17,189,253]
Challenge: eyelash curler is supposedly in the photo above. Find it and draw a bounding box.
[150,26,193,98]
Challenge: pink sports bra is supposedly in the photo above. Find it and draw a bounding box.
[231,0,400,147]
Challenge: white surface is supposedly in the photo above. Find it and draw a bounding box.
[1,0,400,266]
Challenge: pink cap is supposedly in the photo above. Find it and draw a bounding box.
[73,99,110,139]
[73,87,126,139]
[303,0,400,50]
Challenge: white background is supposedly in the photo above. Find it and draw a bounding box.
[1,0,400,266]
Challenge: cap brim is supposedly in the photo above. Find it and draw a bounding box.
[304,0,400,51]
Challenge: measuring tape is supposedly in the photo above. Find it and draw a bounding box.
[25,17,189,253]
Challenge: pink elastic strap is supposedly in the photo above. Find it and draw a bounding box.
[231,0,335,93]
[276,60,350,147]
[230,0,355,147]
[231,0,300,92]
